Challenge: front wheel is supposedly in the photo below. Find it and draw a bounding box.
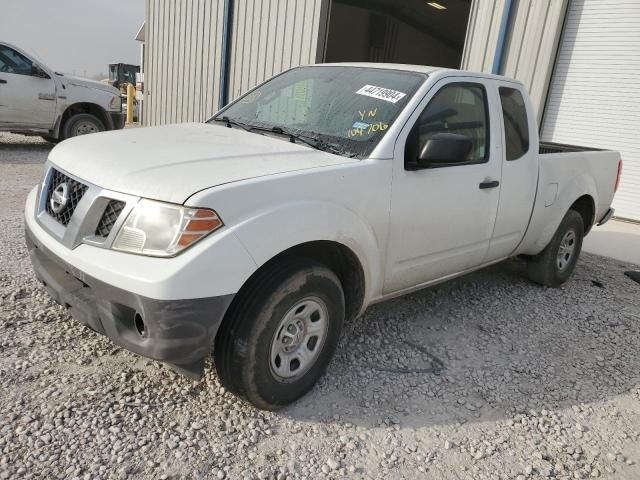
[526,210,584,287]
[40,136,60,144]
[63,113,105,139]
[214,259,345,410]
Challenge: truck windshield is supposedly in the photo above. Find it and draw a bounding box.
[210,66,426,157]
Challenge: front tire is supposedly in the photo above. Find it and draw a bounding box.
[63,113,105,139]
[40,136,60,144]
[526,210,584,287]
[214,259,345,410]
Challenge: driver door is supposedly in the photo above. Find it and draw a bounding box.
[0,44,56,128]
[384,77,502,294]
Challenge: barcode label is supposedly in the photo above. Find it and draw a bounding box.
[355,85,407,104]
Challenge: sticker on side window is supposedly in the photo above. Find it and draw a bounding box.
[355,85,407,104]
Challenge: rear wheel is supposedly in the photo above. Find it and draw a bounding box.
[526,210,584,287]
[63,113,105,139]
[214,259,345,410]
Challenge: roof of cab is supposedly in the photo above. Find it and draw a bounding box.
[307,62,524,85]
[316,62,444,74]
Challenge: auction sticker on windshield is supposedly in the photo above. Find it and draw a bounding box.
[356,85,407,104]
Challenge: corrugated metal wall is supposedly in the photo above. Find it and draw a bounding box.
[144,0,566,127]
[542,0,640,221]
[461,0,506,73]
[462,0,568,123]
[227,0,324,102]
[144,0,324,126]
[144,0,225,126]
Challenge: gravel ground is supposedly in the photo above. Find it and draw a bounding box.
[1,131,640,480]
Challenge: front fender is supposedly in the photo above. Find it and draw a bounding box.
[229,200,383,305]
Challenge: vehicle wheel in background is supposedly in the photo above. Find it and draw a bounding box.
[214,259,345,410]
[63,113,105,139]
[40,136,60,144]
[526,210,584,287]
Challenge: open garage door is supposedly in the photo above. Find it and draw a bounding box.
[542,0,640,221]
[324,0,471,68]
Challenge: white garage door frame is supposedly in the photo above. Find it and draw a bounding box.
[541,0,640,221]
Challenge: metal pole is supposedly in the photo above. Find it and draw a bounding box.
[491,0,515,75]
[218,0,234,109]
[127,84,135,124]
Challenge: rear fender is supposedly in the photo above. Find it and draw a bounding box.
[518,172,597,255]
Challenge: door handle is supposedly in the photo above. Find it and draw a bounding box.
[479,179,500,189]
[0,79,7,84]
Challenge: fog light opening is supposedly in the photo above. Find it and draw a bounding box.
[134,312,146,337]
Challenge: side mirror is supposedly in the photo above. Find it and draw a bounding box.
[31,64,50,79]
[417,133,473,167]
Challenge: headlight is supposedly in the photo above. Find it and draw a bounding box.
[109,95,122,110]
[112,199,223,257]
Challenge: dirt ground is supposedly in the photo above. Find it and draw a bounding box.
[1,132,640,480]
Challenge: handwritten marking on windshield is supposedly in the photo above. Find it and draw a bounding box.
[347,121,389,138]
[358,108,378,120]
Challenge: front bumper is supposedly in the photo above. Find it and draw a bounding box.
[109,111,126,130]
[26,224,234,377]
[597,207,615,226]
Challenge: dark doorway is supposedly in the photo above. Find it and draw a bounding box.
[324,0,471,68]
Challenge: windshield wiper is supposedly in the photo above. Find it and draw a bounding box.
[213,116,253,132]
[270,126,358,158]
[212,119,358,157]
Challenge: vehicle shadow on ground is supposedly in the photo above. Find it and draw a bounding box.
[281,253,640,429]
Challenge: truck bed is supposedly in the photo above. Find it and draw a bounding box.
[517,144,620,256]
[539,142,604,155]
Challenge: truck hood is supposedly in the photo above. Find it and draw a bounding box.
[48,123,358,204]
[60,75,120,95]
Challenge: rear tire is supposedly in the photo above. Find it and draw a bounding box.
[214,259,345,410]
[526,210,584,287]
[63,113,105,139]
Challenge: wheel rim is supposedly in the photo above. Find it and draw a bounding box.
[73,120,99,136]
[556,229,577,271]
[269,296,329,382]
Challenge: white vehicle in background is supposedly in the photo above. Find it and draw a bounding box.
[0,41,124,143]
[25,64,621,410]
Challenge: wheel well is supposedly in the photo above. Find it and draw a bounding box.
[224,241,366,330]
[60,103,110,133]
[569,195,595,234]
[285,241,366,321]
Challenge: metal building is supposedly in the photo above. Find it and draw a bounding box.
[143,0,640,221]
[541,0,640,221]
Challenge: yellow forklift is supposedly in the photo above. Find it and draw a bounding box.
[108,63,140,123]
[108,63,139,90]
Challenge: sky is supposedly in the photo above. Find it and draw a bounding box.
[0,0,145,79]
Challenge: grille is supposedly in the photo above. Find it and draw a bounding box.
[95,200,126,238]
[45,169,89,226]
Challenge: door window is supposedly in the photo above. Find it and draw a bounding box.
[0,46,33,76]
[499,87,530,161]
[405,83,489,167]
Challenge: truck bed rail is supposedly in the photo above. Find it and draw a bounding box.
[539,142,604,155]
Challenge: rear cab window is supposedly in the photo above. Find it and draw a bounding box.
[499,86,530,161]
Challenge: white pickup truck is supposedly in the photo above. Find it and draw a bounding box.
[25,64,621,410]
[0,41,124,142]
